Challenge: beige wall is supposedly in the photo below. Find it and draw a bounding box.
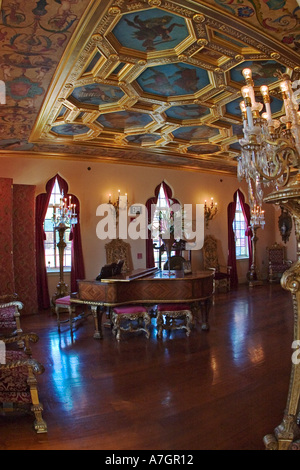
[1,154,296,299]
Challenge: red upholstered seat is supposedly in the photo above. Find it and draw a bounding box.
[0,306,17,329]
[55,296,71,306]
[156,303,193,338]
[113,305,147,315]
[0,344,47,433]
[157,303,190,312]
[111,304,150,341]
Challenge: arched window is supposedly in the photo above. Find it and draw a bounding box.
[228,189,252,288]
[152,184,170,269]
[146,181,181,269]
[36,174,85,309]
[233,192,249,260]
[44,177,72,271]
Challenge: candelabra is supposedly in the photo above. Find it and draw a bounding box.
[238,67,300,449]
[248,204,265,288]
[204,198,218,228]
[108,190,128,220]
[52,193,77,302]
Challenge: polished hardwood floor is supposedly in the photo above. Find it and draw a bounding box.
[0,283,295,450]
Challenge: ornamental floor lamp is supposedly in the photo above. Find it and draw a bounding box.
[248,204,265,288]
[52,193,77,303]
[238,67,300,450]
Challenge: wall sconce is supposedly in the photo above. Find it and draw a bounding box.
[108,190,128,218]
[204,198,218,227]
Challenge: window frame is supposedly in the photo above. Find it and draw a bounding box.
[44,179,72,273]
[233,192,249,261]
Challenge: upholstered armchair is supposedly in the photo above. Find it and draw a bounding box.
[203,235,231,291]
[0,296,23,337]
[0,333,47,433]
[267,242,292,283]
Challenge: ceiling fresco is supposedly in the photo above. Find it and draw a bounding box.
[1,0,300,175]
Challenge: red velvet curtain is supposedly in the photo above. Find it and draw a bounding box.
[228,195,238,288]
[55,175,85,292]
[238,190,252,271]
[69,195,85,292]
[227,189,252,288]
[146,181,180,268]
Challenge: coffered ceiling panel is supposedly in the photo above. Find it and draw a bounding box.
[1,0,300,176]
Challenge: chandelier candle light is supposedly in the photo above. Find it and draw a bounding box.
[52,192,77,302]
[238,67,300,450]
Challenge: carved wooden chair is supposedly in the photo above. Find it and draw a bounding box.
[111,305,151,341]
[0,295,23,338]
[105,238,133,273]
[267,242,292,283]
[203,235,231,292]
[0,333,47,433]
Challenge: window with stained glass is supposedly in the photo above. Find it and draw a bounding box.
[44,178,72,271]
[233,192,249,260]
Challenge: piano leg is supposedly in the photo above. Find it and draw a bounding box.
[91,305,103,339]
[199,298,211,331]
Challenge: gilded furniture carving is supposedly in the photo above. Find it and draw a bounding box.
[203,235,231,291]
[0,299,23,338]
[267,242,292,283]
[105,238,133,273]
[111,305,151,341]
[156,303,193,338]
[0,333,47,434]
[263,174,300,450]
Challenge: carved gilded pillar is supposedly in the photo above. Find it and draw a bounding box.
[264,174,300,450]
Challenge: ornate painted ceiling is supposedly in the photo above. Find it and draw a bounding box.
[1,0,300,176]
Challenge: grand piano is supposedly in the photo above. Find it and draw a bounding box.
[71,268,214,339]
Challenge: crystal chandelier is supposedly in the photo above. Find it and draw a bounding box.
[52,192,78,227]
[251,203,265,229]
[238,68,300,209]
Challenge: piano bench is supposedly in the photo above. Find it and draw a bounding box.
[156,303,193,338]
[111,305,151,341]
[54,296,74,332]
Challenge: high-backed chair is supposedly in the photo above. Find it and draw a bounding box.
[203,235,231,291]
[105,238,133,273]
[0,333,47,433]
[267,242,292,282]
[163,255,186,270]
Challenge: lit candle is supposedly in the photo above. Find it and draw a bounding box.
[241,86,254,129]
[260,85,273,125]
[109,193,111,203]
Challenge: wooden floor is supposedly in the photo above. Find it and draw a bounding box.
[0,283,295,450]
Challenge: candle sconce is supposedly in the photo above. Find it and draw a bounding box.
[108,190,128,219]
[204,198,218,228]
